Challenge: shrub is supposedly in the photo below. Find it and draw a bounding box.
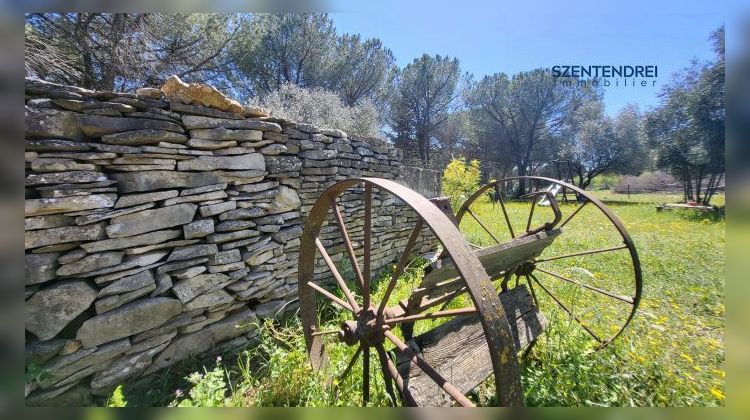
[588,173,620,190]
[613,171,679,193]
[442,157,483,210]
[170,357,229,407]
[247,83,381,137]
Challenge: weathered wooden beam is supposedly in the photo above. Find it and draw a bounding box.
[393,285,546,407]
[384,229,561,318]
[418,229,561,294]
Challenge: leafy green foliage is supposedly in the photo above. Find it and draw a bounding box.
[441,157,483,210]
[171,357,229,407]
[321,34,396,107]
[106,385,128,407]
[232,14,395,106]
[588,174,621,190]
[231,14,336,95]
[559,102,648,189]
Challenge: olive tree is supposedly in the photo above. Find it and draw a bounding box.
[562,102,647,189]
[645,27,724,204]
[249,83,380,137]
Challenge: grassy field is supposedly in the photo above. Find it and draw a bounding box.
[591,190,725,206]
[114,191,725,407]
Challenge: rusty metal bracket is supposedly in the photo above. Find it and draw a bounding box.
[519,190,563,236]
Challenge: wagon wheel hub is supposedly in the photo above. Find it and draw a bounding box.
[515,261,536,277]
[338,307,386,347]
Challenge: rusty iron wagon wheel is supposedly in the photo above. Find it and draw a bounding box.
[298,178,524,407]
[455,176,643,348]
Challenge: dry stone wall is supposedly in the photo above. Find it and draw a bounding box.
[24,77,435,405]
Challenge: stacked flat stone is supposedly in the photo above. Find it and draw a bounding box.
[24,77,435,406]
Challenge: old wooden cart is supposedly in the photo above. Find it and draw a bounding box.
[298,177,642,406]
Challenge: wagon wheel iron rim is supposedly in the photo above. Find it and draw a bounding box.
[454,176,643,349]
[298,177,524,406]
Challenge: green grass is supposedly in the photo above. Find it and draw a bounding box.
[112,191,725,407]
[589,190,725,206]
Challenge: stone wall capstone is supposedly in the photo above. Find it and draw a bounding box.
[24,76,435,405]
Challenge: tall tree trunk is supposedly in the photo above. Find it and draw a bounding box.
[75,14,95,89]
[516,161,527,197]
[581,174,594,190]
[695,168,703,205]
[100,13,125,91]
[685,168,694,202]
[704,172,723,205]
[682,180,688,203]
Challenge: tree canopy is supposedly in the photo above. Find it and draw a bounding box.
[466,69,581,192]
[25,13,240,91]
[389,54,465,165]
[559,103,647,189]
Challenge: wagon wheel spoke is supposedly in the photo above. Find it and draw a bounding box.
[363,183,372,309]
[305,281,355,313]
[315,239,361,312]
[339,344,362,383]
[384,306,478,326]
[497,193,516,238]
[525,199,537,233]
[535,244,629,263]
[559,200,589,228]
[525,275,540,307]
[534,267,634,304]
[330,196,366,291]
[376,220,423,319]
[311,329,340,337]
[379,343,417,406]
[529,273,603,343]
[467,208,502,244]
[375,344,398,406]
[500,270,513,293]
[362,346,370,405]
[436,278,473,311]
[384,330,475,407]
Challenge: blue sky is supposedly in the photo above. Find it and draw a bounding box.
[330,0,739,115]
